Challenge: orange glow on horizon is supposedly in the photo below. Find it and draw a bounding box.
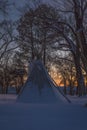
[49,71,64,86]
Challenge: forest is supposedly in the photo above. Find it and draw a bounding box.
[0,0,87,96]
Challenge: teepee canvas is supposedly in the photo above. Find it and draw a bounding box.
[17,60,70,103]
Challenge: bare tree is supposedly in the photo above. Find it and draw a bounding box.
[42,0,87,96]
[17,4,60,65]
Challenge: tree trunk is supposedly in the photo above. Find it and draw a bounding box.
[73,49,85,96]
[43,45,46,66]
[69,64,73,95]
[30,24,35,60]
[73,0,87,73]
[69,80,73,95]
[63,77,67,94]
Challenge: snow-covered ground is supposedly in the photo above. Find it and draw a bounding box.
[0,94,87,130]
[0,60,87,130]
[67,95,87,106]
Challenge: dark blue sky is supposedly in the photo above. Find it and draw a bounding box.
[8,0,50,21]
[0,0,64,21]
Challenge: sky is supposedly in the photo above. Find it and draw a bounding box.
[5,0,65,21]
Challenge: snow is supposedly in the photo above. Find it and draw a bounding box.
[0,94,17,103]
[0,60,87,130]
[0,95,87,130]
[67,95,87,106]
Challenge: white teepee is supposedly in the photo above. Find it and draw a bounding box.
[17,60,70,103]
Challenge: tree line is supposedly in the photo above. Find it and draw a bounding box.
[0,0,87,96]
